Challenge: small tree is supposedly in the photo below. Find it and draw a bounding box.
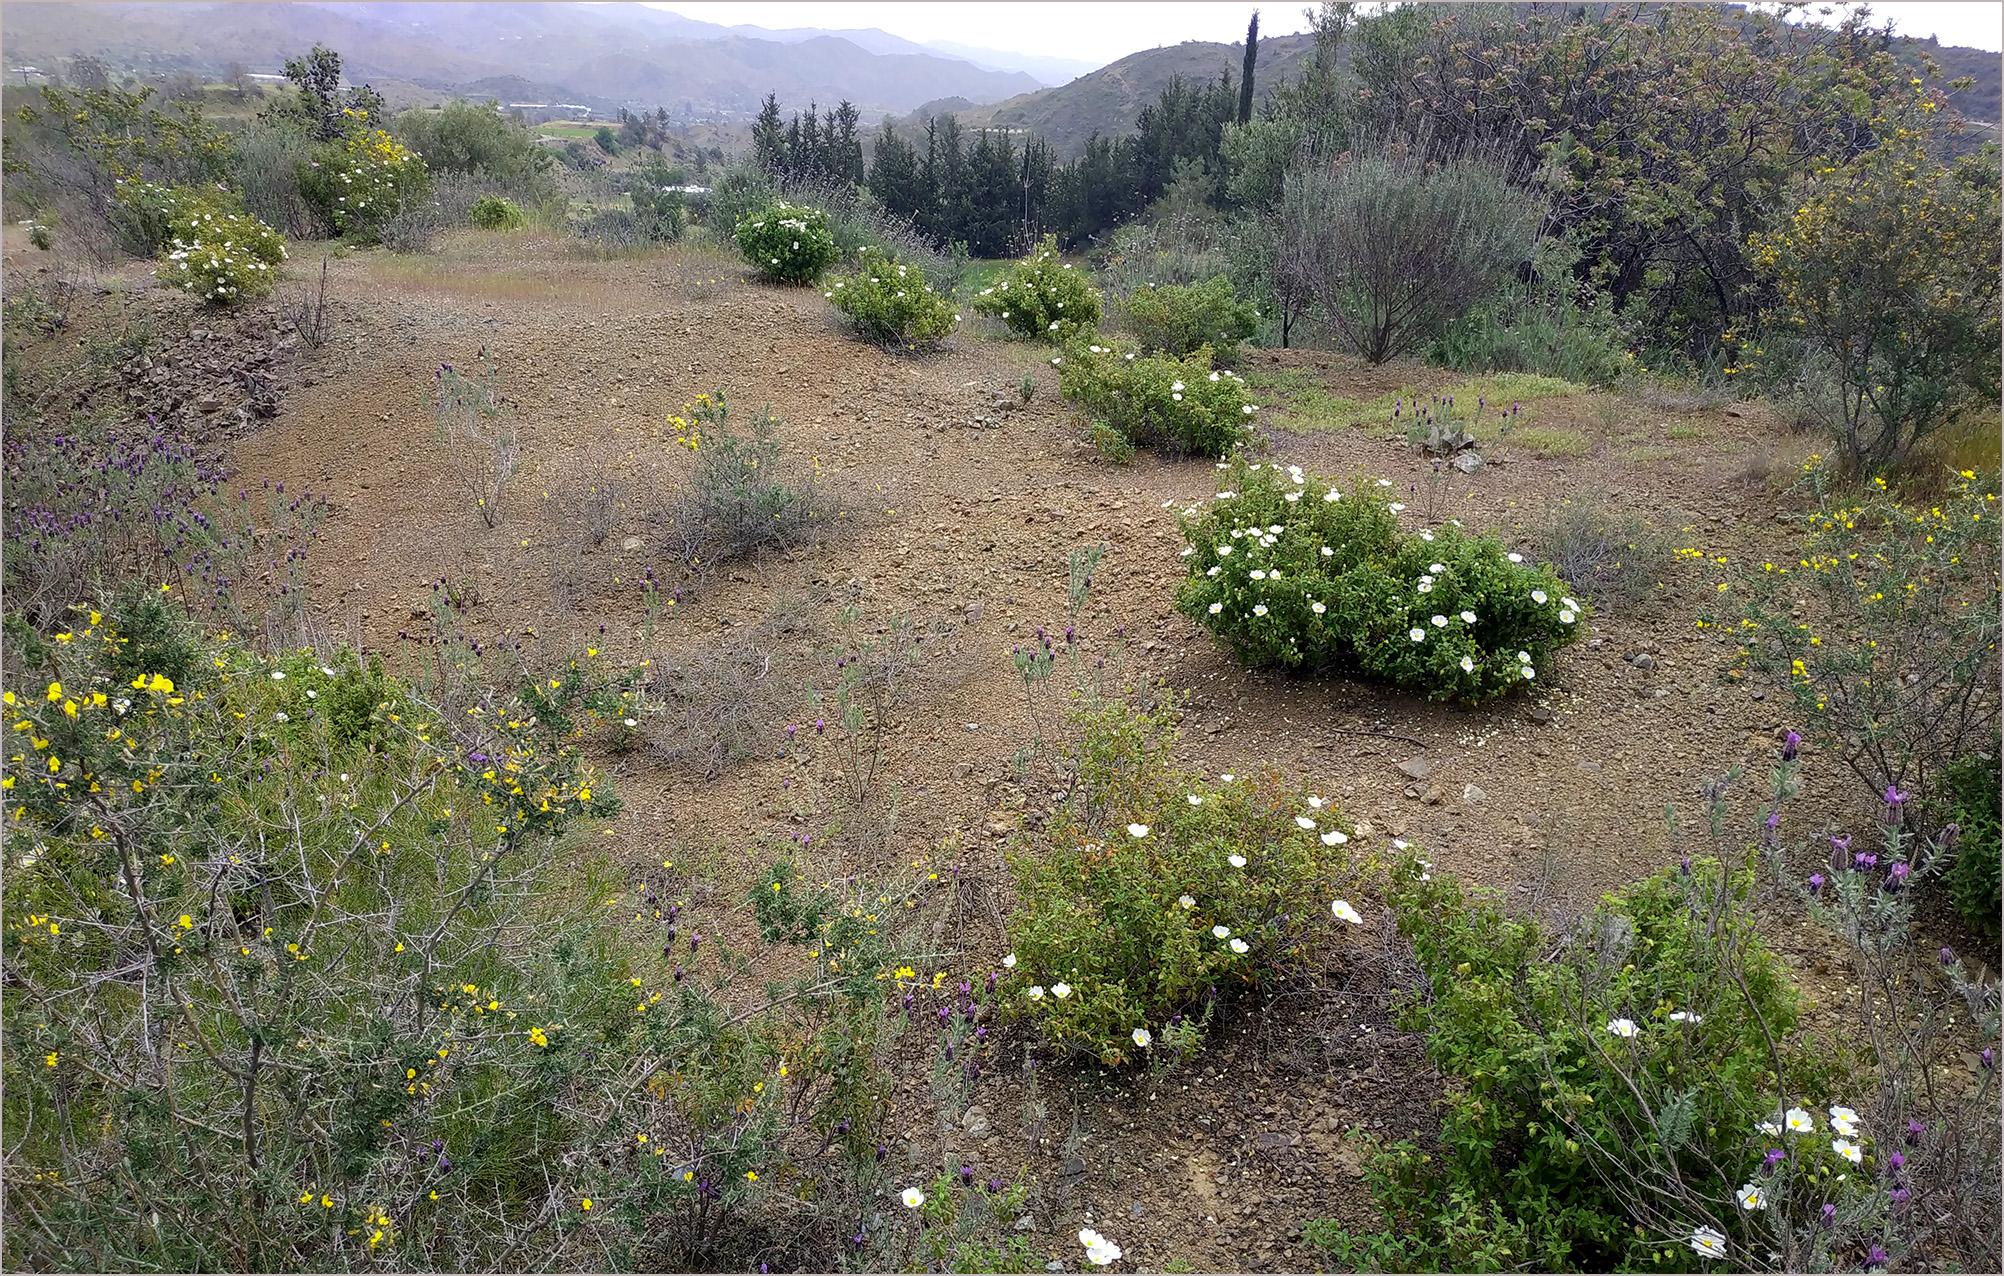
[1748,89,2002,472]
[226,60,252,100]
[1277,152,1541,363]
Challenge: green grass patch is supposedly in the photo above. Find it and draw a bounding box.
[1507,426,1592,456]
[958,258,1012,298]
[1264,370,1586,435]
[1665,424,1704,440]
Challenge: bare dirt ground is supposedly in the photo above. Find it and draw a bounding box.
[12,225,1988,1272]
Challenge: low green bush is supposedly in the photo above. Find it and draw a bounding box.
[112,178,244,255]
[1940,750,2002,935]
[468,194,525,230]
[735,199,839,284]
[1120,274,1258,365]
[154,201,288,306]
[627,158,686,242]
[823,247,959,351]
[1002,700,1366,1066]
[969,233,1101,342]
[1058,339,1254,460]
[1176,458,1587,701]
[1309,845,1843,1273]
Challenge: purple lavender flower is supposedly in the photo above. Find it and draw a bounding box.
[1906,1119,1925,1145]
[1885,861,1910,891]
[1984,1048,1996,1071]
[1884,784,1908,807]
[1855,853,1878,872]
[1830,835,1854,872]
[1942,947,1957,967]
[960,1165,975,1186]
[1888,1151,1906,1174]
[1890,1186,1911,1209]
[1820,1202,1837,1227]
[1808,873,1827,895]
[1866,1244,1889,1271]
[1761,1148,1785,1174]
[1937,822,1962,854]
[1782,731,1800,762]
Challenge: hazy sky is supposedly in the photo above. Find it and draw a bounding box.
[642,2,2002,65]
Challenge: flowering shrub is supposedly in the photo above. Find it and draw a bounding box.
[1120,274,1259,365]
[432,351,521,527]
[657,390,831,573]
[1003,700,1366,1066]
[1059,339,1255,459]
[823,247,959,351]
[468,194,525,229]
[1746,86,2002,471]
[1314,746,2001,1275]
[969,233,1101,342]
[734,200,838,284]
[113,177,243,254]
[300,126,431,240]
[1176,458,1587,701]
[154,202,288,306]
[1723,463,2000,804]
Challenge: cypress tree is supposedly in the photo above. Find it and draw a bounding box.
[1239,11,1260,124]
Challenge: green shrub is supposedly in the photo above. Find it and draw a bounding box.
[734,200,839,284]
[1058,339,1254,459]
[824,248,959,350]
[393,98,555,202]
[1120,274,1259,365]
[1278,154,1543,364]
[299,126,431,241]
[1530,495,1676,611]
[1940,750,2002,935]
[969,233,1101,342]
[1427,232,1634,388]
[1316,846,1842,1273]
[154,202,288,306]
[1002,700,1366,1066]
[661,391,830,569]
[1723,465,2000,804]
[112,178,243,255]
[627,158,686,242]
[1747,87,2002,472]
[468,194,525,229]
[1176,457,1587,701]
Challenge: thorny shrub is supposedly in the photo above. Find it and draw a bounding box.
[969,234,1101,343]
[1176,457,1587,701]
[1058,339,1256,461]
[1119,274,1259,366]
[1720,462,2000,805]
[1531,495,1678,611]
[823,247,959,352]
[657,391,830,574]
[1003,698,1368,1067]
[734,200,839,285]
[431,351,522,529]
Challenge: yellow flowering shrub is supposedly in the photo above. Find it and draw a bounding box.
[301,124,431,240]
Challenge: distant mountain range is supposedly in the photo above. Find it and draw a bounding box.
[0,1,1052,119]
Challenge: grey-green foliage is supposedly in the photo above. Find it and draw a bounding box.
[1278,152,1543,363]
[393,99,556,204]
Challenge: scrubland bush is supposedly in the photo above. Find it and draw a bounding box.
[1278,154,1542,364]
[1058,339,1255,460]
[224,115,322,239]
[1177,458,1586,700]
[1747,88,2002,472]
[431,351,522,527]
[1723,464,2000,806]
[1530,495,1676,611]
[1312,748,2000,1275]
[1003,699,1367,1066]
[823,247,958,351]
[1120,274,1259,365]
[656,391,830,573]
[1938,750,2001,935]
[393,98,555,204]
[734,200,838,284]
[469,194,526,229]
[627,157,687,242]
[155,204,288,305]
[1429,238,1634,388]
[970,234,1101,341]
[299,125,430,241]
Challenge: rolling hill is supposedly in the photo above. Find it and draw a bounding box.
[0,1,1043,120]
